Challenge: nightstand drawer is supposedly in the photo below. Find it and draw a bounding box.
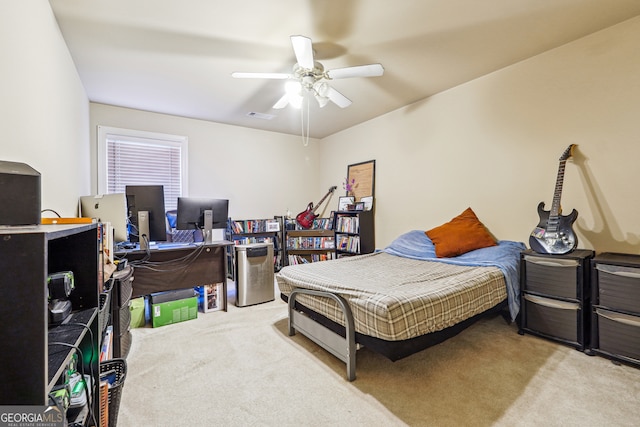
[596,264,640,313]
[594,308,640,362]
[523,255,580,299]
[523,294,581,344]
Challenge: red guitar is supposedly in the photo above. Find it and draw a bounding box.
[296,186,337,229]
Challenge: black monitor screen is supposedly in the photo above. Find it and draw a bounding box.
[125,185,166,242]
[176,197,228,230]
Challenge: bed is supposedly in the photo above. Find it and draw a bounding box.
[277,227,526,381]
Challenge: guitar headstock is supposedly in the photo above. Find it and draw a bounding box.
[329,185,337,192]
[559,144,576,161]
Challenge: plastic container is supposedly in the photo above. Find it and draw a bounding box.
[99,358,127,427]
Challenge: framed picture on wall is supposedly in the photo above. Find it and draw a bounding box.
[338,196,354,211]
[265,219,280,232]
[361,196,374,211]
[347,160,375,202]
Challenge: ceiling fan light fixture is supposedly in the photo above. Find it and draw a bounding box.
[313,81,328,96]
[316,96,329,108]
[312,81,330,108]
[285,80,301,96]
[235,34,383,135]
[285,81,303,109]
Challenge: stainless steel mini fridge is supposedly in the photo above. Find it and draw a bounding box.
[235,243,274,307]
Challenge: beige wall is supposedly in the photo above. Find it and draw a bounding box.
[1,1,90,216]
[321,16,640,253]
[4,3,639,256]
[89,103,322,220]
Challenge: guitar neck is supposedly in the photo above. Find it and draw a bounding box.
[311,187,337,214]
[550,160,567,220]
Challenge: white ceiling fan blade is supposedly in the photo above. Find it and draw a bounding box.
[232,72,290,79]
[326,64,384,79]
[272,94,290,109]
[290,35,314,69]
[325,86,352,108]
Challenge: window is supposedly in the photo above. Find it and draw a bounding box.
[97,126,188,210]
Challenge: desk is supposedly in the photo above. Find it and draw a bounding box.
[116,241,233,310]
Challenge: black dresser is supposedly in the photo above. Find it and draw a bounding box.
[519,249,594,351]
[590,253,640,367]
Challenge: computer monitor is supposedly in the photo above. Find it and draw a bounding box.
[125,185,167,247]
[79,193,128,242]
[176,197,229,244]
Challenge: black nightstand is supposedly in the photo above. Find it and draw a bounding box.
[518,249,594,351]
[590,252,640,367]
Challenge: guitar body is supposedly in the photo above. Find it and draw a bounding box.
[295,186,337,229]
[529,202,578,255]
[296,203,317,229]
[529,144,578,255]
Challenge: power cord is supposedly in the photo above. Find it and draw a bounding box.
[41,208,61,217]
[51,331,98,427]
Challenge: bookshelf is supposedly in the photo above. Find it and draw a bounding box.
[333,210,375,258]
[283,217,335,265]
[226,217,283,279]
[0,223,101,424]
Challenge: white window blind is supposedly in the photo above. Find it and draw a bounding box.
[98,126,188,211]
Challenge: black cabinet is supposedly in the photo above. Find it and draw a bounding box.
[0,224,101,423]
[519,249,594,351]
[590,253,640,367]
[333,210,375,258]
[110,265,134,359]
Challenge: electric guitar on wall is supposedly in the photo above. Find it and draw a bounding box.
[296,186,337,229]
[529,144,578,255]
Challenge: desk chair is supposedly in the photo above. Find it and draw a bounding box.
[165,210,203,243]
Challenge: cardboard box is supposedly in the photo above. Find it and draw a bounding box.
[150,288,197,305]
[151,296,198,328]
[129,297,146,328]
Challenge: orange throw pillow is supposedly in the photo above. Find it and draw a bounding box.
[425,207,497,258]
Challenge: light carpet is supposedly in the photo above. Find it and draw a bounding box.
[116,287,640,426]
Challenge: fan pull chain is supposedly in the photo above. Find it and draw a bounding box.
[301,95,310,146]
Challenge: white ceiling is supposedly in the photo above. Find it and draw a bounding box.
[49,0,640,139]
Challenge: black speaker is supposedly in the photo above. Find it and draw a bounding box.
[0,160,41,226]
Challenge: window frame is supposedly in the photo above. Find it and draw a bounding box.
[96,125,189,209]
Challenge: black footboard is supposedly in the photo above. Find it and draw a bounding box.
[282,293,507,362]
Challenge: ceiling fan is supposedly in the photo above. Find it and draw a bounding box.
[232,35,384,110]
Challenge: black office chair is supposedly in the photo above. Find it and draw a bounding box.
[165,210,203,243]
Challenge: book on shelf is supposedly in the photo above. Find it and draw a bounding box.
[336,235,360,253]
[312,218,334,229]
[100,325,113,361]
[232,236,275,245]
[229,219,281,234]
[285,217,333,230]
[336,216,360,233]
[287,252,335,265]
[286,236,335,250]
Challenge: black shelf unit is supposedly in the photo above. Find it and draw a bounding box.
[590,252,640,367]
[226,216,283,279]
[333,210,375,258]
[0,223,101,424]
[518,249,594,351]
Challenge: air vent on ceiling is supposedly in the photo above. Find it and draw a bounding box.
[246,112,275,120]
